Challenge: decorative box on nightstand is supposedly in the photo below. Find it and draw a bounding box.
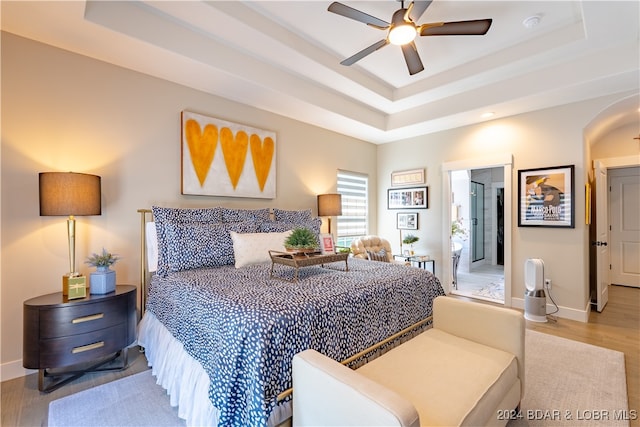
[23,285,136,392]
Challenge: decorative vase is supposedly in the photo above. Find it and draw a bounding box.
[90,266,116,294]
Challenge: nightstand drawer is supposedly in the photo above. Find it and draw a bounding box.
[39,298,126,339]
[39,323,129,368]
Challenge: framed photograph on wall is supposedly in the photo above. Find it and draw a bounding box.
[518,164,575,228]
[397,212,418,230]
[388,187,428,209]
[319,233,335,254]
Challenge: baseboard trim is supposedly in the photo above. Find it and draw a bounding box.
[511,297,589,323]
[1,359,36,382]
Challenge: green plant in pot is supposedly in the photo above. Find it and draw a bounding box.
[85,248,120,294]
[402,234,419,255]
[284,228,319,253]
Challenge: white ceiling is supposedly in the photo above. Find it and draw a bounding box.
[2,1,639,144]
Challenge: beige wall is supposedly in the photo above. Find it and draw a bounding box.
[591,122,640,159]
[376,95,634,320]
[0,33,377,379]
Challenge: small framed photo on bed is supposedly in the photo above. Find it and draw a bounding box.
[397,212,418,230]
[319,234,335,254]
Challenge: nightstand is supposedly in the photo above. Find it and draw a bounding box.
[393,254,436,275]
[23,285,136,392]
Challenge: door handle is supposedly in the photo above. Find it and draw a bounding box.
[592,241,608,246]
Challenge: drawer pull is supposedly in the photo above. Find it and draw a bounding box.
[72,313,104,324]
[72,341,105,354]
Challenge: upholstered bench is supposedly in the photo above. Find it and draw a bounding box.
[292,296,525,427]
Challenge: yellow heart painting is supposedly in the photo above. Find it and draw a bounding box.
[181,111,276,198]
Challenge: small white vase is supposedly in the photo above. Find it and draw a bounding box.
[90,266,116,294]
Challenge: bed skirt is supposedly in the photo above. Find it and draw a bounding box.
[137,312,292,427]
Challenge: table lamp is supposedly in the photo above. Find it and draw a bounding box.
[317,193,342,235]
[39,172,102,296]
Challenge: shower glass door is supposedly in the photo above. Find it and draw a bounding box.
[471,181,485,262]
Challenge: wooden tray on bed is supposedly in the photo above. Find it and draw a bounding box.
[269,250,349,282]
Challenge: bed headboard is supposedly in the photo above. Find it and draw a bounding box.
[138,208,154,316]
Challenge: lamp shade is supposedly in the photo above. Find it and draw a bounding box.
[39,172,102,216]
[317,193,342,217]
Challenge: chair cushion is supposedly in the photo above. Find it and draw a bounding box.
[356,329,518,426]
[367,248,389,262]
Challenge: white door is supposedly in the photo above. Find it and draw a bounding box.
[595,161,610,312]
[609,167,640,287]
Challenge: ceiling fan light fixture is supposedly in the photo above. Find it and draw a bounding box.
[389,23,416,45]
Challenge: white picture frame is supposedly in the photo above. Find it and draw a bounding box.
[391,168,425,187]
[319,233,335,254]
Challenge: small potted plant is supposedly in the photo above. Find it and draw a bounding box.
[85,248,120,294]
[402,234,419,255]
[284,228,319,253]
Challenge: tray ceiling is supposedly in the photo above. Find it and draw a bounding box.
[2,1,639,143]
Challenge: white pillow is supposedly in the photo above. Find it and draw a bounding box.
[146,222,158,273]
[230,230,292,268]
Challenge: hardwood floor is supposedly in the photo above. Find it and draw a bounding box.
[1,284,638,427]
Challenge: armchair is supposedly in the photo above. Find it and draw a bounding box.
[350,235,396,263]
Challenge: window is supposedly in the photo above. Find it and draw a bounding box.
[336,170,368,248]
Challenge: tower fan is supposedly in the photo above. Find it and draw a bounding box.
[524,258,547,322]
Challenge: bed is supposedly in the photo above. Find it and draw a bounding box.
[136,206,445,427]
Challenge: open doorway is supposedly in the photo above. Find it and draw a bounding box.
[450,168,505,304]
[590,162,640,312]
[442,153,513,307]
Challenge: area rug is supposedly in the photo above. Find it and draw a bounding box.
[508,330,629,427]
[48,331,629,427]
[47,370,185,427]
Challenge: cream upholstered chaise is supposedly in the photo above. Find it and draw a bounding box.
[292,296,525,427]
[350,235,398,263]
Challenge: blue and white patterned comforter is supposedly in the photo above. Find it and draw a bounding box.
[146,257,444,427]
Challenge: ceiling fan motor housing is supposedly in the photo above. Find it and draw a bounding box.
[389,8,417,45]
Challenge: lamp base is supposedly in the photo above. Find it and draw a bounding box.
[63,274,87,299]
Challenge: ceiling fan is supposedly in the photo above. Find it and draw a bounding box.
[328,0,493,75]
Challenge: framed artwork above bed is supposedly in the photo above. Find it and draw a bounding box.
[181,110,276,198]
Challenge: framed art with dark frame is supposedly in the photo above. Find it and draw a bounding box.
[518,164,575,228]
[397,212,418,230]
[388,187,428,209]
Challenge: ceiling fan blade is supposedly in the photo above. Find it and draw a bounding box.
[408,1,433,23]
[419,19,492,36]
[341,39,389,66]
[401,41,424,75]
[328,2,390,28]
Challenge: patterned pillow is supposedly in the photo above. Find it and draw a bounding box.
[367,248,389,262]
[163,221,257,273]
[230,230,292,268]
[221,208,271,222]
[152,206,223,223]
[273,208,312,223]
[152,206,224,276]
[259,217,322,238]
